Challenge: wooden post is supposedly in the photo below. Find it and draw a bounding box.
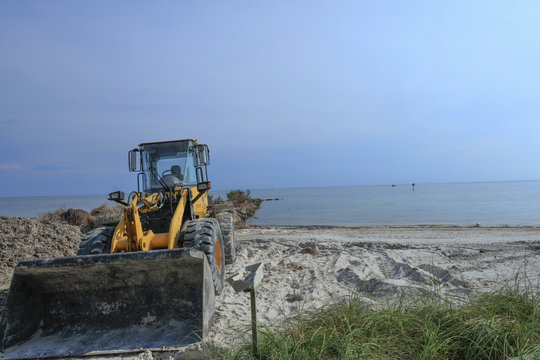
[226,263,264,360]
[250,289,259,359]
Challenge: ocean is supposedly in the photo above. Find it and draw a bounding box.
[224,181,540,226]
[0,194,110,218]
[1,181,539,226]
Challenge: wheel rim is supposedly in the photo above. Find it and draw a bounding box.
[215,236,223,275]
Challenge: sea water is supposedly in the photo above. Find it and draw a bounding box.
[215,181,540,226]
[0,194,109,218]
[1,181,539,226]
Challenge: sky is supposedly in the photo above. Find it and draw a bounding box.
[1,1,540,197]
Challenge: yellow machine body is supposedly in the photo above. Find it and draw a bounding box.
[111,187,208,252]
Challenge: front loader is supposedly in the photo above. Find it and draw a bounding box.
[0,139,236,359]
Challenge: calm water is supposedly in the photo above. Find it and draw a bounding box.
[0,194,109,218]
[217,181,540,226]
[1,181,540,226]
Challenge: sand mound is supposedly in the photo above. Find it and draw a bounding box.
[0,216,82,286]
[90,204,124,225]
[38,205,124,233]
[61,208,96,228]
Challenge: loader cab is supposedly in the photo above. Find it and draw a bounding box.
[129,139,210,193]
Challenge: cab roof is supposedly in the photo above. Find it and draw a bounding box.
[138,139,197,147]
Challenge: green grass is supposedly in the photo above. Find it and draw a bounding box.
[209,281,540,360]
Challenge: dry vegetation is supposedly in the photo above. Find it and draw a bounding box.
[210,189,263,228]
[38,204,123,232]
[0,216,82,286]
[0,203,124,285]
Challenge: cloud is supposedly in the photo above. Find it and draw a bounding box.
[0,163,23,171]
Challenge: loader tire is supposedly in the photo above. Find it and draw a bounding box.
[77,226,114,255]
[217,212,236,264]
[183,218,225,294]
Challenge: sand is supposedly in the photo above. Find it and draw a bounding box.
[1,225,539,359]
[209,226,540,345]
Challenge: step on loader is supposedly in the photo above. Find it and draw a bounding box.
[0,139,236,359]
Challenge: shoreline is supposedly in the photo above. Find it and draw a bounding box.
[2,215,540,230]
[246,223,540,229]
[4,214,540,228]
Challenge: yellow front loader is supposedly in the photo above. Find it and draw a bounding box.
[0,139,236,359]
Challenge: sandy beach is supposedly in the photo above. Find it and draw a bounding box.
[1,225,539,359]
[210,226,540,344]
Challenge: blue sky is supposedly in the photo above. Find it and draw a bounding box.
[1,1,540,197]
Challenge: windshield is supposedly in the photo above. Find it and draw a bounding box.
[140,140,197,191]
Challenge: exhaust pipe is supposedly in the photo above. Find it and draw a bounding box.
[0,248,214,359]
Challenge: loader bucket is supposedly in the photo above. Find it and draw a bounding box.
[0,248,215,360]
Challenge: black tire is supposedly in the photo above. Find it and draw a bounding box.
[77,226,114,255]
[182,218,225,294]
[216,212,236,264]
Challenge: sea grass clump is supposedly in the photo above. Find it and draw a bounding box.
[211,281,540,360]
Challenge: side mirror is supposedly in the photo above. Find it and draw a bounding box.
[197,182,211,192]
[128,149,141,172]
[108,191,127,205]
[196,145,210,166]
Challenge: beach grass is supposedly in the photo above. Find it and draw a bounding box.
[210,279,540,360]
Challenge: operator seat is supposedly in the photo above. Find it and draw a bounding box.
[162,165,183,189]
[171,165,184,181]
